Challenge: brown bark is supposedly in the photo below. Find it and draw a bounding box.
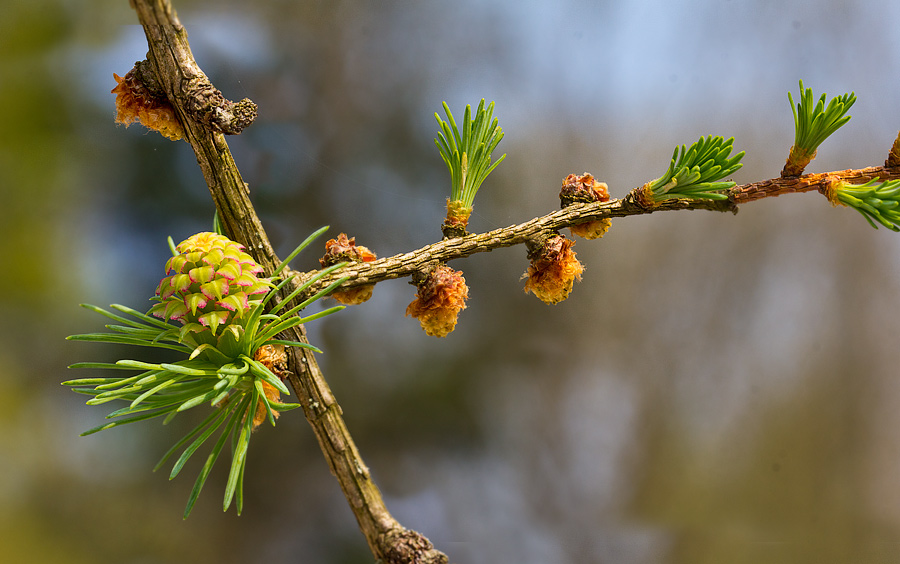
[286,165,900,300]
[129,1,446,562]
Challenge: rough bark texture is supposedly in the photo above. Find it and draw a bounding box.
[734,165,900,204]
[286,165,900,300]
[130,1,446,562]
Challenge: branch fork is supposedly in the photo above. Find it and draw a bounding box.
[129,1,444,562]
[105,2,900,561]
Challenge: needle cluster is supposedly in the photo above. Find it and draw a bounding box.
[639,135,744,205]
[783,80,856,177]
[828,177,900,231]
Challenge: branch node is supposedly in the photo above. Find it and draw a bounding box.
[134,57,166,98]
[524,231,557,257]
[782,146,816,178]
[560,172,609,206]
[887,131,900,168]
[377,528,448,564]
[183,77,258,134]
[624,185,657,211]
[441,199,472,239]
[820,174,843,206]
[409,262,440,287]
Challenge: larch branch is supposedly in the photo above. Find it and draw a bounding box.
[129,1,446,563]
[122,3,900,561]
[288,165,900,297]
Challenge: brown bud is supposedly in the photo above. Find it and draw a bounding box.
[251,381,283,430]
[569,218,612,240]
[111,65,184,141]
[320,233,376,266]
[254,343,289,377]
[522,235,583,305]
[560,173,613,239]
[251,344,289,430]
[320,233,377,305]
[559,173,610,206]
[405,264,469,337]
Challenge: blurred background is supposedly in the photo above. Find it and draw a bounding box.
[3,0,900,562]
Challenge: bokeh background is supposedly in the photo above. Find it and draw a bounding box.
[3,0,900,562]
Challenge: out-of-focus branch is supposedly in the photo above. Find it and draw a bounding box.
[129,1,447,563]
